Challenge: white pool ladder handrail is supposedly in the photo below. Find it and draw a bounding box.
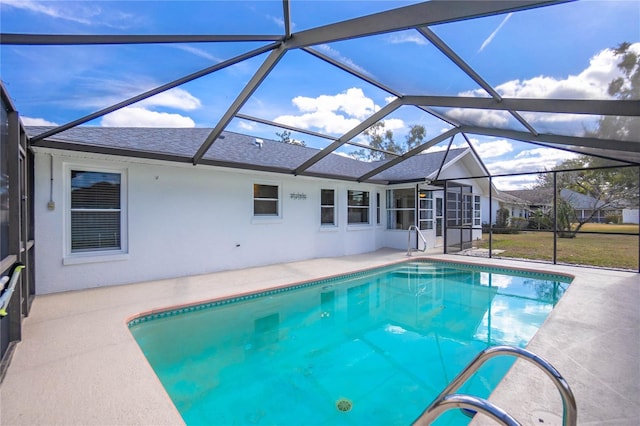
[407,225,427,256]
[412,345,577,426]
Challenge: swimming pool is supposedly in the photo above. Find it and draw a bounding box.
[128,260,572,425]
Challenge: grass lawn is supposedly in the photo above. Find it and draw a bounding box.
[477,224,639,270]
[579,223,639,234]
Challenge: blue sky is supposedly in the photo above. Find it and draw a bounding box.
[1,0,638,189]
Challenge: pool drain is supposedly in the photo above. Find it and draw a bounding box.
[336,398,353,412]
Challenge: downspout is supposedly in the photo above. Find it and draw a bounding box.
[47,154,55,210]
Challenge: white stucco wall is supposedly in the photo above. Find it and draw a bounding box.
[34,149,392,294]
[622,208,639,224]
[33,148,490,294]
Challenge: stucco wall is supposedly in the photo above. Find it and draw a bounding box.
[33,149,487,294]
[34,149,395,294]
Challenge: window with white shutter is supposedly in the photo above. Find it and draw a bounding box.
[68,169,125,254]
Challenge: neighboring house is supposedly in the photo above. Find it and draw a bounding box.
[493,191,531,223]
[26,126,492,294]
[622,208,640,224]
[559,188,622,223]
[503,188,554,216]
[504,188,624,224]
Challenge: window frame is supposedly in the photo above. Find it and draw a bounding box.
[253,182,281,219]
[320,188,337,226]
[64,164,128,264]
[386,188,415,230]
[418,190,434,230]
[250,180,284,224]
[347,190,370,225]
[474,195,481,227]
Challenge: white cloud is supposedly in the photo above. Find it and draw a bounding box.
[21,116,58,126]
[291,88,376,119]
[315,44,371,77]
[274,88,404,136]
[448,108,510,127]
[469,138,513,158]
[465,43,640,100]
[138,88,202,111]
[172,45,221,63]
[388,32,427,45]
[100,107,195,127]
[2,0,138,29]
[492,175,539,191]
[267,14,289,30]
[66,78,202,113]
[452,43,640,126]
[2,0,94,24]
[487,147,577,176]
[478,13,512,53]
[237,121,256,131]
[427,138,511,159]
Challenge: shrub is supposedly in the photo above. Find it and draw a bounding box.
[605,213,621,224]
[510,217,528,230]
[496,207,510,228]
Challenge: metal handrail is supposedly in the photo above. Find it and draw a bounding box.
[412,345,577,426]
[407,225,427,256]
[414,394,521,426]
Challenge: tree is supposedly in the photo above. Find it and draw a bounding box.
[587,42,639,141]
[531,42,640,237]
[496,207,510,229]
[534,156,636,236]
[350,122,426,161]
[276,130,306,147]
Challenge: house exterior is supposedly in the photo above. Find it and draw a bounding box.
[505,188,625,224]
[26,126,491,294]
[622,208,639,224]
[559,188,622,223]
[493,191,531,225]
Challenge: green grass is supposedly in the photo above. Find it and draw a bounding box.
[478,225,639,270]
[579,223,639,234]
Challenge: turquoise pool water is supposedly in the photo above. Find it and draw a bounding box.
[129,261,572,425]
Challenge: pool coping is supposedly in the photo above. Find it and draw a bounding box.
[1,249,638,425]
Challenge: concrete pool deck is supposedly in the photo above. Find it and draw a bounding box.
[0,249,638,425]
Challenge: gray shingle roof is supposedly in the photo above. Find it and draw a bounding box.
[503,188,554,206]
[26,126,469,184]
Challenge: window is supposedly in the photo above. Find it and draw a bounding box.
[253,183,279,216]
[386,188,414,230]
[376,192,381,225]
[320,189,335,225]
[474,195,481,226]
[418,190,433,230]
[69,170,123,253]
[446,184,472,227]
[347,190,369,224]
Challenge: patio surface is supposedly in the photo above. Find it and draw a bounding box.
[0,249,638,425]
